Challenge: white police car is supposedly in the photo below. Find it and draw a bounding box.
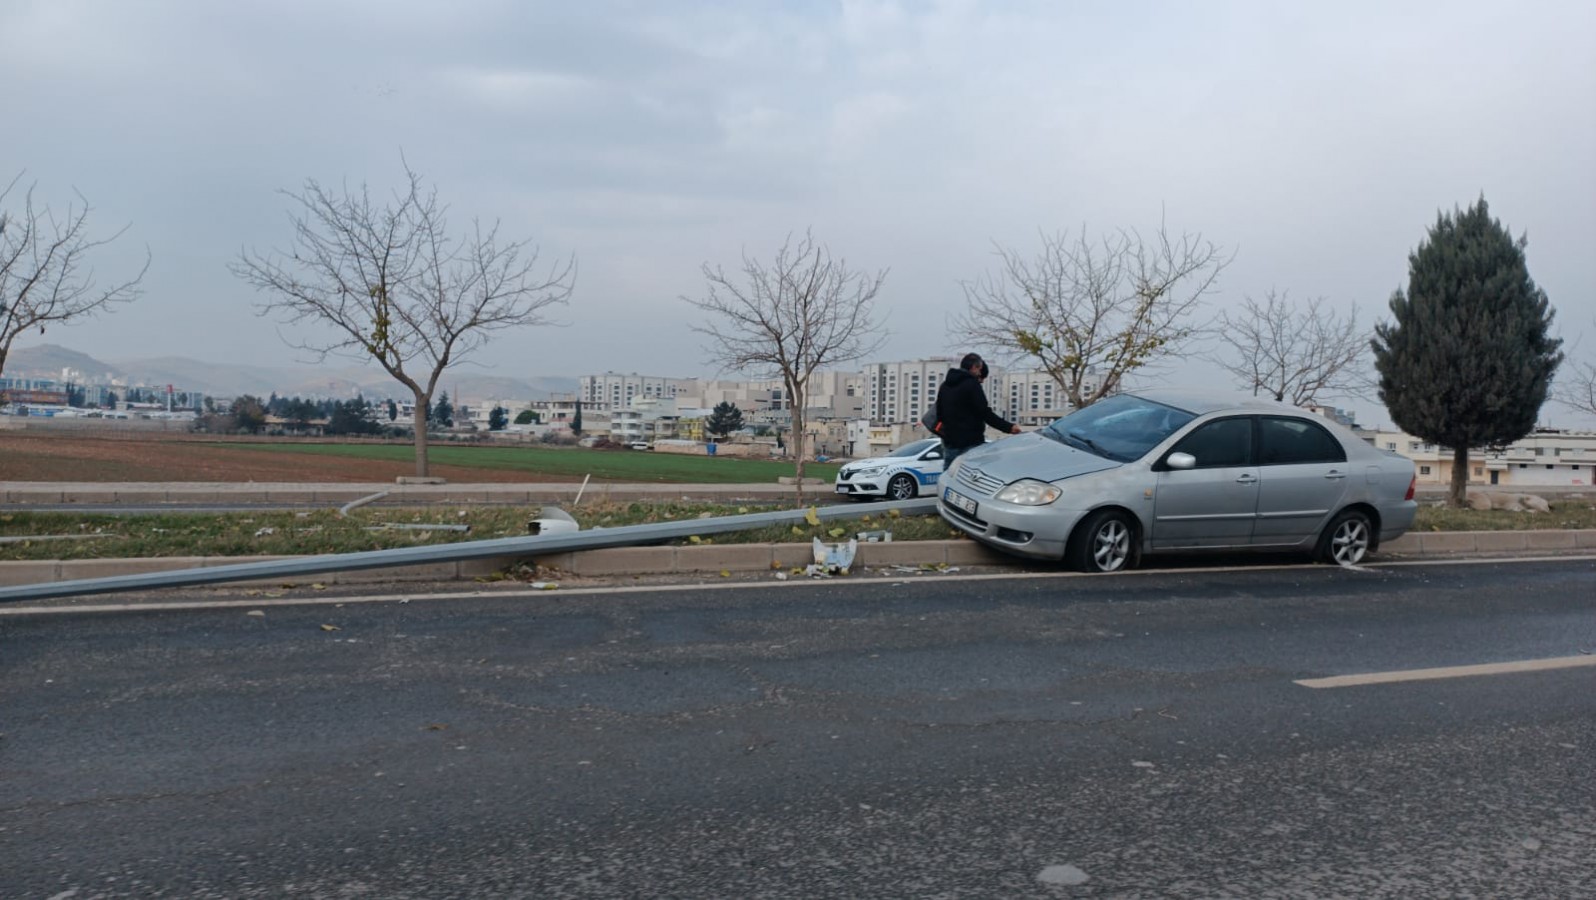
[834,438,945,501]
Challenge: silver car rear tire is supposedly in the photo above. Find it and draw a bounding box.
[1318,509,1372,567]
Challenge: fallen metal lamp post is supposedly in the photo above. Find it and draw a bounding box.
[0,498,937,603]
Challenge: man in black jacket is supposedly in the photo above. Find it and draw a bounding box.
[933,353,1021,466]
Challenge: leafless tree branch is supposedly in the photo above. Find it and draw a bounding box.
[231,160,575,475]
[683,229,887,502]
[0,172,148,382]
[955,221,1228,408]
[1209,289,1373,406]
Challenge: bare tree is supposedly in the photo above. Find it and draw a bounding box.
[684,230,886,502]
[232,162,575,477]
[1210,290,1372,406]
[0,173,148,380]
[1557,322,1596,418]
[956,223,1228,409]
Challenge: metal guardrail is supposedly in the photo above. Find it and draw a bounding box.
[0,498,938,603]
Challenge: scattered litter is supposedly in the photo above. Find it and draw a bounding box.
[311,583,327,591]
[774,571,788,581]
[720,570,731,578]
[804,507,822,527]
[828,528,846,538]
[806,537,857,577]
[320,624,341,632]
[530,582,559,591]
[857,530,893,543]
[254,527,276,537]
[246,610,265,617]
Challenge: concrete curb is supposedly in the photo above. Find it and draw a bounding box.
[2,531,1593,589]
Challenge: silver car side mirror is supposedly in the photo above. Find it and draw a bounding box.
[1166,452,1196,470]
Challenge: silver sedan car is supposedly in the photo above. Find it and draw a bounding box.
[938,391,1417,572]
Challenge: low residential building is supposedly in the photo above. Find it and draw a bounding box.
[1362,427,1596,487]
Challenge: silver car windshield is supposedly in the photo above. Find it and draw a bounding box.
[1041,395,1196,462]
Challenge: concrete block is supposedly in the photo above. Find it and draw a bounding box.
[9,490,65,503]
[944,541,1013,565]
[676,544,775,573]
[58,557,205,580]
[1522,530,1578,551]
[1417,532,1478,554]
[457,555,530,578]
[63,491,120,504]
[115,490,173,505]
[772,544,813,570]
[524,551,577,573]
[569,546,677,576]
[264,490,320,505]
[1577,531,1596,550]
[1380,534,1423,555]
[857,541,944,566]
[1471,532,1529,553]
[0,562,59,586]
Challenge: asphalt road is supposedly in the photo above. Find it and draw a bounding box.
[3,559,1594,898]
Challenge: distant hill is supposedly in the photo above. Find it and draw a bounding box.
[4,344,577,404]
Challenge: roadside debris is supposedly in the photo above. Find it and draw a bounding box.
[338,490,389,518]
[528,506,580,536]
[806,537,857,576]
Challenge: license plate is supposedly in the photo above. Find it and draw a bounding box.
[835,485,849,494]
[944,487,977,515]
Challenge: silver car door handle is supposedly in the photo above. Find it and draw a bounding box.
[1324,470,1347,480]
[1235,474,1258,485]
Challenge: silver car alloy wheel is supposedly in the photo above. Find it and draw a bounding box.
[1328,516,1370,566]
[1091,518,1132,572]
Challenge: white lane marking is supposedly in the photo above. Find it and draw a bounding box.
[2,553,1591,617]
[1296,655,1596,689]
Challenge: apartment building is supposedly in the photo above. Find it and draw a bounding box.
[864,357,958,425]
[578,373,694,412]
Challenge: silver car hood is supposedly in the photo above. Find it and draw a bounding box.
[956,433,1121,482]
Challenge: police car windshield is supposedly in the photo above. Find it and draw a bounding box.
[887,439,938,458]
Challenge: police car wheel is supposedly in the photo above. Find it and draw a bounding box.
[887,474,917,500]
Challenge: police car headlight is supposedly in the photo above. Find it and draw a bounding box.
[995,479,1062,506]
[854,466,886,477]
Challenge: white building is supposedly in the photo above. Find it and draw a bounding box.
[1364,427,1596,488]
[864,357,958,425]
[579,373,695,412]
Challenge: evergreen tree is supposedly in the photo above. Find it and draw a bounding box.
[488,405,508,431]
[514,409,536,425]
[432,392,454,427]
[571,400,582,435]
[704,401,745,440]
[1372,197,1562,507]
[386,399,398,422]
[232,395,267,434]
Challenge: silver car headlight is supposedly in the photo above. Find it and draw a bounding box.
[995,479,1062,506]
[853,466,886,477]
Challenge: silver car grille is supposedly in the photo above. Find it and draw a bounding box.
[955,464,1005,496]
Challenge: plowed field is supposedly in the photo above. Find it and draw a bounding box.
[0,432,562,483]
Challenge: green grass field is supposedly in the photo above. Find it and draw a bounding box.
[228,442,843,484]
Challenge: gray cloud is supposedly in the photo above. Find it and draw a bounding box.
[3,0,1592,427]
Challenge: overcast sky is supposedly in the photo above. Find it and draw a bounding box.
[4,0,1593,427]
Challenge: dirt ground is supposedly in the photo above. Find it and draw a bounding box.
[0,432,567,483]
